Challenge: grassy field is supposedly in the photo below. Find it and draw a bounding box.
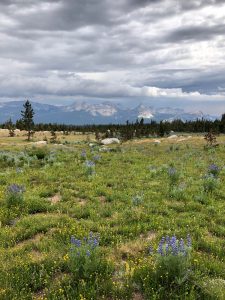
[0,133,225,299]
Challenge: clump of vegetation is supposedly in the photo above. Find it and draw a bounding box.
[134,235,193,298]
[208,163,220,177]
[168,166,180,188]
[68,232,113,298]
[204,131,217,147]
[202,174,219,193]
[5,184,25,207]
[132,194,144,206]
[4,118,15,137]
[154,235,192,285]
[84,160,95,176]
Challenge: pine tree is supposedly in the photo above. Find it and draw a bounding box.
[21,100,35,141]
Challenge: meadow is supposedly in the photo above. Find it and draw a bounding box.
[0,131,225,299]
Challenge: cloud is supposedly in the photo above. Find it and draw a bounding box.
[0,0,224,114]
[0,73,224,104]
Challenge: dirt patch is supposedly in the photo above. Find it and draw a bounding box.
[77,198,87,206]
[118,240,146,259]
[14,233,44,250]
[99,196,107,203]
[49,193,61,204]
[140,231,156,241]
[32,289,46,300]
[132,293,144,300]
[29,249,44,262]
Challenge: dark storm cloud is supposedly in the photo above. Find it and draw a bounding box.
[166,24,225,43]
[0,0,224,112]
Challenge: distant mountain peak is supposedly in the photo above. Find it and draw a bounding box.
[0,100,217,125]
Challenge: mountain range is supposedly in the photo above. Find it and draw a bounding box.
[0,100,217,125]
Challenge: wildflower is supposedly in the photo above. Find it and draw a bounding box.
[63,254,69,261]
[7,184,25,194]
[70,232,100,258]
[148,245,153,255]
[157,240,164,256]
[208,163,220,177]
[85,160,95,168]
[132,194,144,206]
[153,234,191,257]
[93,155,101,161]
[71,236,81,247]
[179,238,185,253]
[168,167,177,176]
[81,150,86,158]
[165,243,169,255]
[187,234,191,248]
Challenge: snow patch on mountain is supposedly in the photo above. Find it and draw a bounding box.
[64,101,118,116]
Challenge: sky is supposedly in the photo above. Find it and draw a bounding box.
[0,0,225,114]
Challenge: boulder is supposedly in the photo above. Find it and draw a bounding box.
[153,139,161,144]
[167,135,178,139]
[101,138,120,145]
[34,141,47,145]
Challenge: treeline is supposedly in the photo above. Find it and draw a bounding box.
[1,115,225,140]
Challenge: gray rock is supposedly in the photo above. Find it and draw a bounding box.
[101,138,120,145]
[167,135,178,139]
[34,141,47,145]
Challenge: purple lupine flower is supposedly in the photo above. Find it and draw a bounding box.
[85,160,95,168]
[170,235,177,247]
[165,243,169,255]
[171,242,178,256]
[148,245,153,255]
[157,240,164,256]
[71,236,76,244]
[71,236,82,247]
[187,234,191,248]
[208,164,220,177]
[92,237,99,248]
[7,184,25,194]
[81,150,86,157]
[179,238,185,253]
[70,232,100,259]
[161,236,165,244]
[93,155,101,161]
[153,234,192,257]
[168,167,177,176]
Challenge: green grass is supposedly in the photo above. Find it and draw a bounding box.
[0,135,225,299]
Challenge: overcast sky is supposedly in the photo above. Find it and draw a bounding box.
[0,0,225,113]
